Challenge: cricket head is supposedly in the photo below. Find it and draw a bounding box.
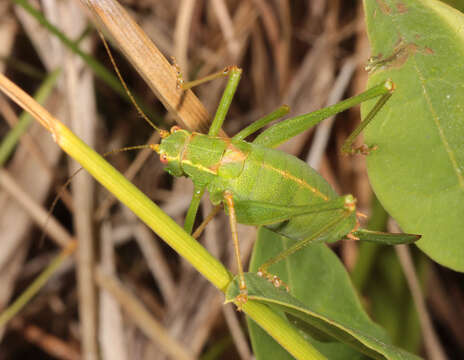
[153,126,190,177]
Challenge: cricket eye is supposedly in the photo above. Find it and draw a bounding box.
[160,153,169,164]
[170,126,182,134]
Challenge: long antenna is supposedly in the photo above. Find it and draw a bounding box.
[98,31,169,138]
[103,144,160,157]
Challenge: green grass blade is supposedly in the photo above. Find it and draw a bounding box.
[0,243,75,326]
[13,0,159,121]
[55,120,232,288]
[228,269,422,360]
[0,55,45,79]
[55,94,325,360]
[243,227,423,359]
[0,72,323,360]
[0,69,60,166]
[14,0,121,93]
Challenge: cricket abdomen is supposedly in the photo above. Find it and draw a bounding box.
[209,142,356,242]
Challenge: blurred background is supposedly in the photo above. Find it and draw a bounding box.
[0,0,463,359]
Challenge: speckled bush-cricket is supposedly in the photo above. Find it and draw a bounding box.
[0,39,419,317]
[130,63,420,304]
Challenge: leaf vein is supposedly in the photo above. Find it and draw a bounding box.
[413,58,464,190]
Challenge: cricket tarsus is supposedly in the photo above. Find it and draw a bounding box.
[178,66,232,91]
[341,81,394,155]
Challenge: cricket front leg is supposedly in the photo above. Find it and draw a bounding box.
[224,191,248,308]
[172,60,242,137]
[232,105,290,141]
[253,80,394,149]
[184,184,205,235]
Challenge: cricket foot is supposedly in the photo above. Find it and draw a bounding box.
[257,268,290,292]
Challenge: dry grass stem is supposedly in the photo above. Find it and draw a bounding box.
[2,1,461,358]
[427,269,464,348]
[10,318,80,360]
[173,0,196,80]
[306,58,357,169]
[223,304,252,360]
[391,223,447,360]
[0,169,73,247]
[59,3,99,357]
[81,0,211,132]
[94,268,195,360]
[0,94,54,176]
[211,0,240,60]
[95,131,161,220]
[133,220,177,304]
[99,221,128,360]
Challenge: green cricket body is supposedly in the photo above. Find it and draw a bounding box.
[159,128,356,243]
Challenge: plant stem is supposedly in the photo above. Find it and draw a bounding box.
[0,69,60,166]
[0,71,325,360]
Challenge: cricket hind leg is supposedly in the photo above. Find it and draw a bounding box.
[253,80,394,149]
[232,195,355,226]
[224,191,248,308]
[257,201,356,291]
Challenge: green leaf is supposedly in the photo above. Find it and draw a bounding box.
[440,0,464,13]
[228,227,422,360]
[362,0,464,271]
[364,248,426,354]
[247,318,367,360]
